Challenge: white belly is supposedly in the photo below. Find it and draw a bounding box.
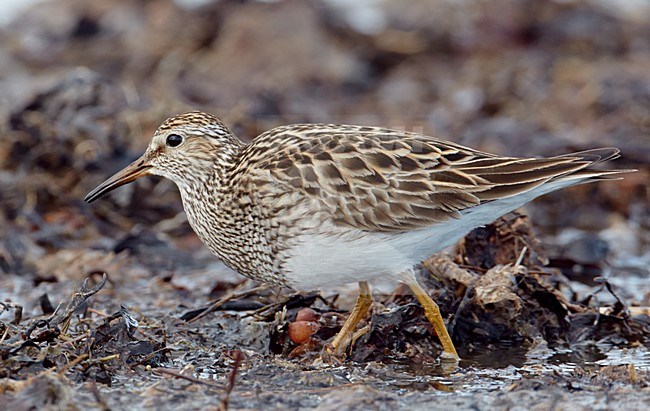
[283,178,579,290]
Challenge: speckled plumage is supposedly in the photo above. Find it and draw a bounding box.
[86,111,626,289]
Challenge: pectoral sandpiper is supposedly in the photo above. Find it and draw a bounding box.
[85,111,629,360]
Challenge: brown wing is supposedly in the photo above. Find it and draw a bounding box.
[237,124,620,232]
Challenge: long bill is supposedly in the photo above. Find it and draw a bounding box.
[84,156,152,203]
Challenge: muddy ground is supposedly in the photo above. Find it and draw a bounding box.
[0,0,649,410]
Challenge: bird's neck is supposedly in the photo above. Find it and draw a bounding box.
[175,140,241,223]
[175,144,256,275]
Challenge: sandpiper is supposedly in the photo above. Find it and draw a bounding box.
[85,111,629,359]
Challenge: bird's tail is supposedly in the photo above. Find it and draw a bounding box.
[467,147,634,202]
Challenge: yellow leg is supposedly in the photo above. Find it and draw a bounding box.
[329,281,372,356]
[402,276,459,360]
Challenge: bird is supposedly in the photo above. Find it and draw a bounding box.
[85,111,630,360]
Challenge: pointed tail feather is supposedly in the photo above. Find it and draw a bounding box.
[553,147,621,163]
[475,147,635,202]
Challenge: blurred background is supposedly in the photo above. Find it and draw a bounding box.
[0,0,648,323]
[0,1,649,407]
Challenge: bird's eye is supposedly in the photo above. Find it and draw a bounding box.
[166,134,183,147]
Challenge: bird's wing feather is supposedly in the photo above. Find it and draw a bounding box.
[237,124,616,232]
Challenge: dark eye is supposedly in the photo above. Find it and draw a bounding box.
[166,134,183,147]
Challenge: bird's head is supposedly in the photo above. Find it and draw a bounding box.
[84,111,242,203]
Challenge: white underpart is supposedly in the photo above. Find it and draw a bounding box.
[284,176,589,290]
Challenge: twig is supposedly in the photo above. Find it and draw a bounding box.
[57,353,89,375]
[153,367,223,390]
[220,350,244,411]
[0,325,10,345]
[60,330,91,347]
[0,302,23,324]
[242,291,328,319]
[94,354,120,362]
[515,246,528,267]
[49,273,108,327]
[130,347,170,366]
[87,308,110,318]
[188,285,269,323]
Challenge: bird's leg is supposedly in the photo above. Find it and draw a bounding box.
[329,281,373,356]
[399,272,459,360]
